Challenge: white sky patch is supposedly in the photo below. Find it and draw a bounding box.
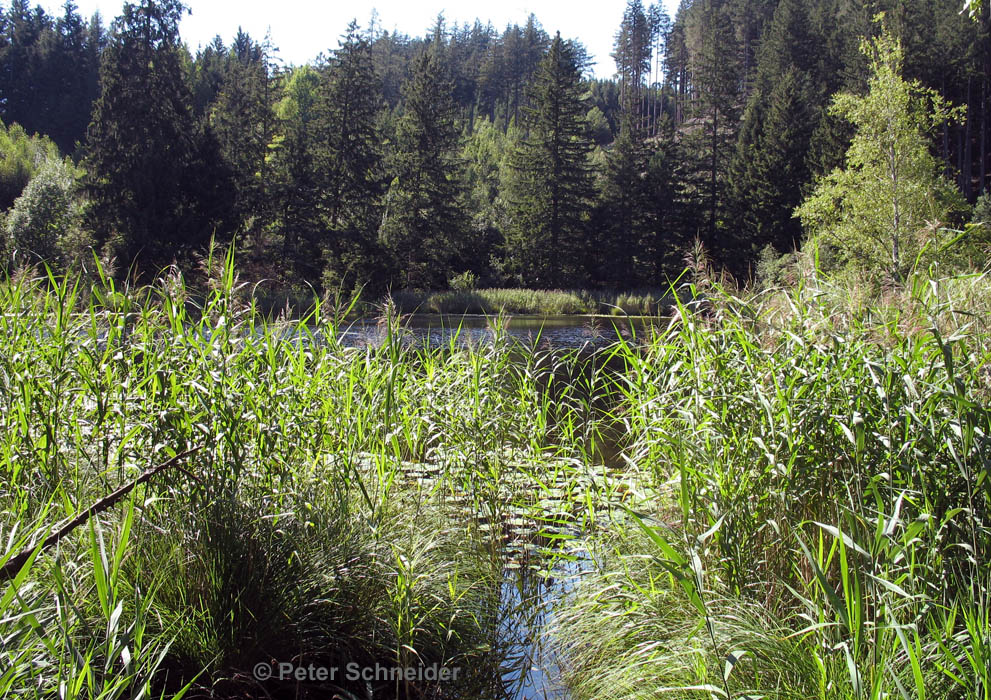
[51,0,680,78]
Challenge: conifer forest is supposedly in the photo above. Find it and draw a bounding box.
[2,1,991,699]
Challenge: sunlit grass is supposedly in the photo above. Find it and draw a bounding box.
[554,274,991,699]
[1,253,988,699]
[389,287,675,316]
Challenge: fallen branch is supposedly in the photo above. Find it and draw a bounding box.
[1,446,202,582]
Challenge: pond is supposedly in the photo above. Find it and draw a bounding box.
[336,314,661,349]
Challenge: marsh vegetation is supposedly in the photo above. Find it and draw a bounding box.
[1,252,989,699]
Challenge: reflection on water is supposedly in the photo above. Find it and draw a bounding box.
[498,555,590,700]
[337,315,655,349]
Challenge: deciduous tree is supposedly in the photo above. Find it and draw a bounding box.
[797,29,966,284]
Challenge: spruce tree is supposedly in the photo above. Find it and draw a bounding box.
[595,114,658,287]
[379,44,468,290]
[211,29,276,252]
[728,0,822,257]
[596,2,669,287]
[504,33,595,288]
[269,64,323,281]
[681,0,741,257]
[83,0,227,271]
[318,21,387,291]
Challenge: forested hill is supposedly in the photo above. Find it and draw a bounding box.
[1,0,989,293]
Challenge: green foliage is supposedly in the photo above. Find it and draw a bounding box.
[678,0,741,255]
[754,243,800,287]
[504,33,595,288]
[379,45,469,290]
[82,0,232,273]
[585,106,612,146]
[729,0,823,256]
[447,269,477,292]
[0,0,104,154]
[594,115,662,287]
[389,285,672,315]
[210,29,276,250]
[0,120,60,210]
[267,64,323,280]
[317,22,388,293]
[4,155,89,270]
[0,258,611,697]
[797,28,967,286]
[560,274,991,699]
[963,0,987,19]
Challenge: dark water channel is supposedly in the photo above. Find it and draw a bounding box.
[353,315,641,700]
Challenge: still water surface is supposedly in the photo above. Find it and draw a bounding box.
[337,314,658,349]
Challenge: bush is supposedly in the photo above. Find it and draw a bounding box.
[963,190,991,267]
[448,269,478,292]
[755,244,799,287]
[4,156,90,270]
[0,120,61,210]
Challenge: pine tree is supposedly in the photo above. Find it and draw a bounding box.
[504,33,595,288]
[612,0,653,124]
[83,0,227,271]
[379,44,468,290]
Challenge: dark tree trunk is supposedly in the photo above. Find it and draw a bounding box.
[964,78,974,199]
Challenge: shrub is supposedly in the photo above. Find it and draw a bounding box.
[5,156,89,270]
[448,269,478,292]
[0,120,61,210]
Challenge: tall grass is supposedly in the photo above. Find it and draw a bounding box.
[0,252,623,698]
[3,252,988,699]
[554,274,991,699]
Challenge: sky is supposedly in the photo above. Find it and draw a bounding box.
[52,0,680,78]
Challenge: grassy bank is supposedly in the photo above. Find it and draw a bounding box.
[1,257,989,699]
[388,287,676,316]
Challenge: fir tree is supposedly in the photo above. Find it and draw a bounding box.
[379,44,468,290]
[211,29,276,252]
[504,33,595,288]
[83,0,229,271]
[318,21,387,291]
[269,64,323,281]
[681,0,741,256]
[595,114,658,286]
[728,0,823,257]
